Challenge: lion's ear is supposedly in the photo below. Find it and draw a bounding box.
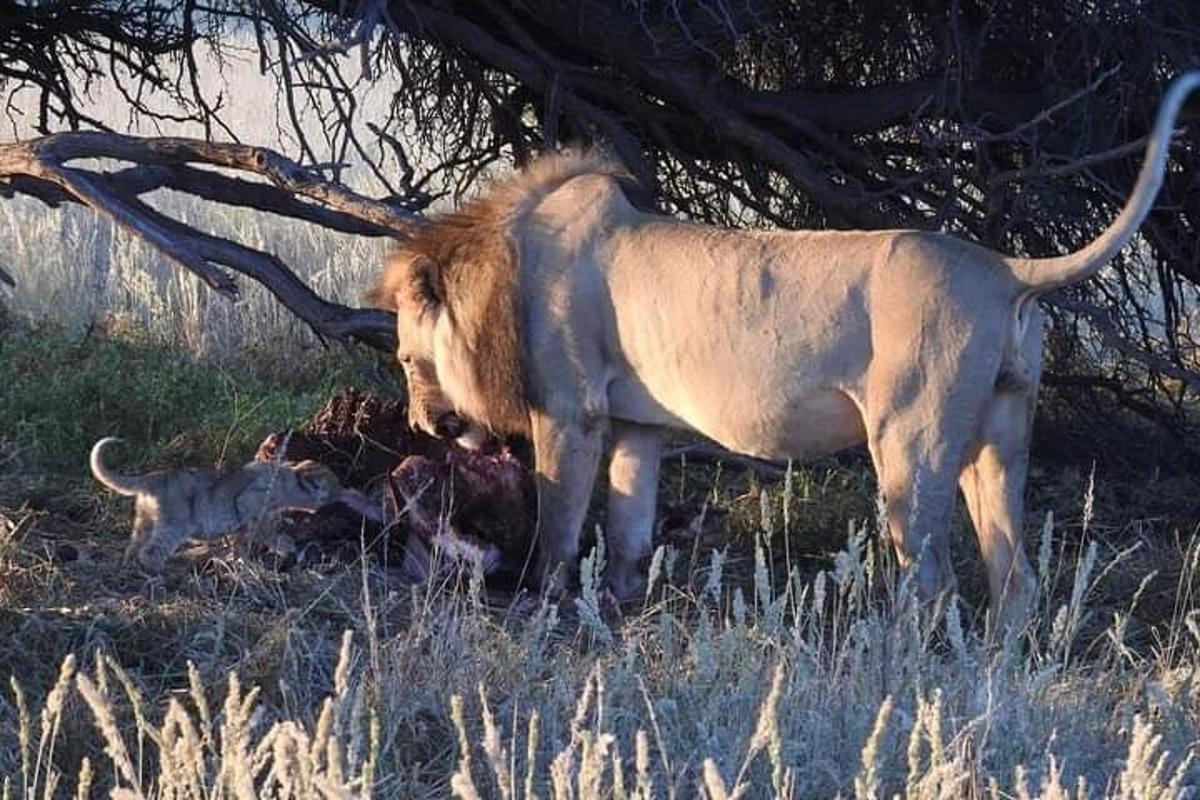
[406,254,443,311]
[365,251,442,311]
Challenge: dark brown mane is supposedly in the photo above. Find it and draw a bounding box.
[367,151,628,436]
[411,210,528,435]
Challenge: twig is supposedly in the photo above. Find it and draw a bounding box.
[1048,294,1200,392]
[989,64,1122,142]
[991,132,1189,185]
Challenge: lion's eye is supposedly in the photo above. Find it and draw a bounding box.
[396,352,414,367]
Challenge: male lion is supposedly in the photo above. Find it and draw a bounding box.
[370,72,1200,630]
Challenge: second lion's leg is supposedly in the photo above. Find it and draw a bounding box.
[134,523,183,573]
[604,421,663,600]
[123,511,154,566]
[530,408,605,595]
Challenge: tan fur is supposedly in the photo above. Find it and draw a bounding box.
[369,73,1200,631]
[90,437,344,572]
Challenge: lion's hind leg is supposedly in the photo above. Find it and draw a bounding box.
[123,508,154,566]
[124,497,178,571]
[958,388,1038,636]
[131,521,185,573]
[862,370,997,611]
[866,422,962,608]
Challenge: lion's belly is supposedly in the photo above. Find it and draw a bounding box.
[596,218,883,459]
[607,375,866,461]
[704,388,867,460]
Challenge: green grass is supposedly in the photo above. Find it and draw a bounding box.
[0,323,362,480]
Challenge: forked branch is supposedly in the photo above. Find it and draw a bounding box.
[0,132,423,350]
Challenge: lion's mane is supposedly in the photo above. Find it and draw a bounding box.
[369,151,628,435]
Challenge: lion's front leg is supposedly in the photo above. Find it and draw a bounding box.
[530,408,605,596]
[605,421,662,601]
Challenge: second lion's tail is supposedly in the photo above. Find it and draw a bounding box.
[89,437,145,496]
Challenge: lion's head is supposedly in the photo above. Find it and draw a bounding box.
[368,151,629,447]
[368,218,530,446]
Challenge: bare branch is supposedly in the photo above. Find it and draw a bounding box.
[0,164,399,236]
[65,165,241,295]
[1047,294,1200,393]
[18,132,421,234]
[0,131,410,349]
[109,184,395,348]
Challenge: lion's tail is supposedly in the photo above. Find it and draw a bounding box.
[1006,70,1200,292]
[89,437,145,496]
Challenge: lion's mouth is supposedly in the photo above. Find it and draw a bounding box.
[432,411,490,451]
[454,425,490,451]
[434,411,469,439]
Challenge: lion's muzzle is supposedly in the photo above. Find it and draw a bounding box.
[422,409,488,451]
[434,411,469,439]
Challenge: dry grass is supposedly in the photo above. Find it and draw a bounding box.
[1,328,1197,797]
[1,505,1197,798]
